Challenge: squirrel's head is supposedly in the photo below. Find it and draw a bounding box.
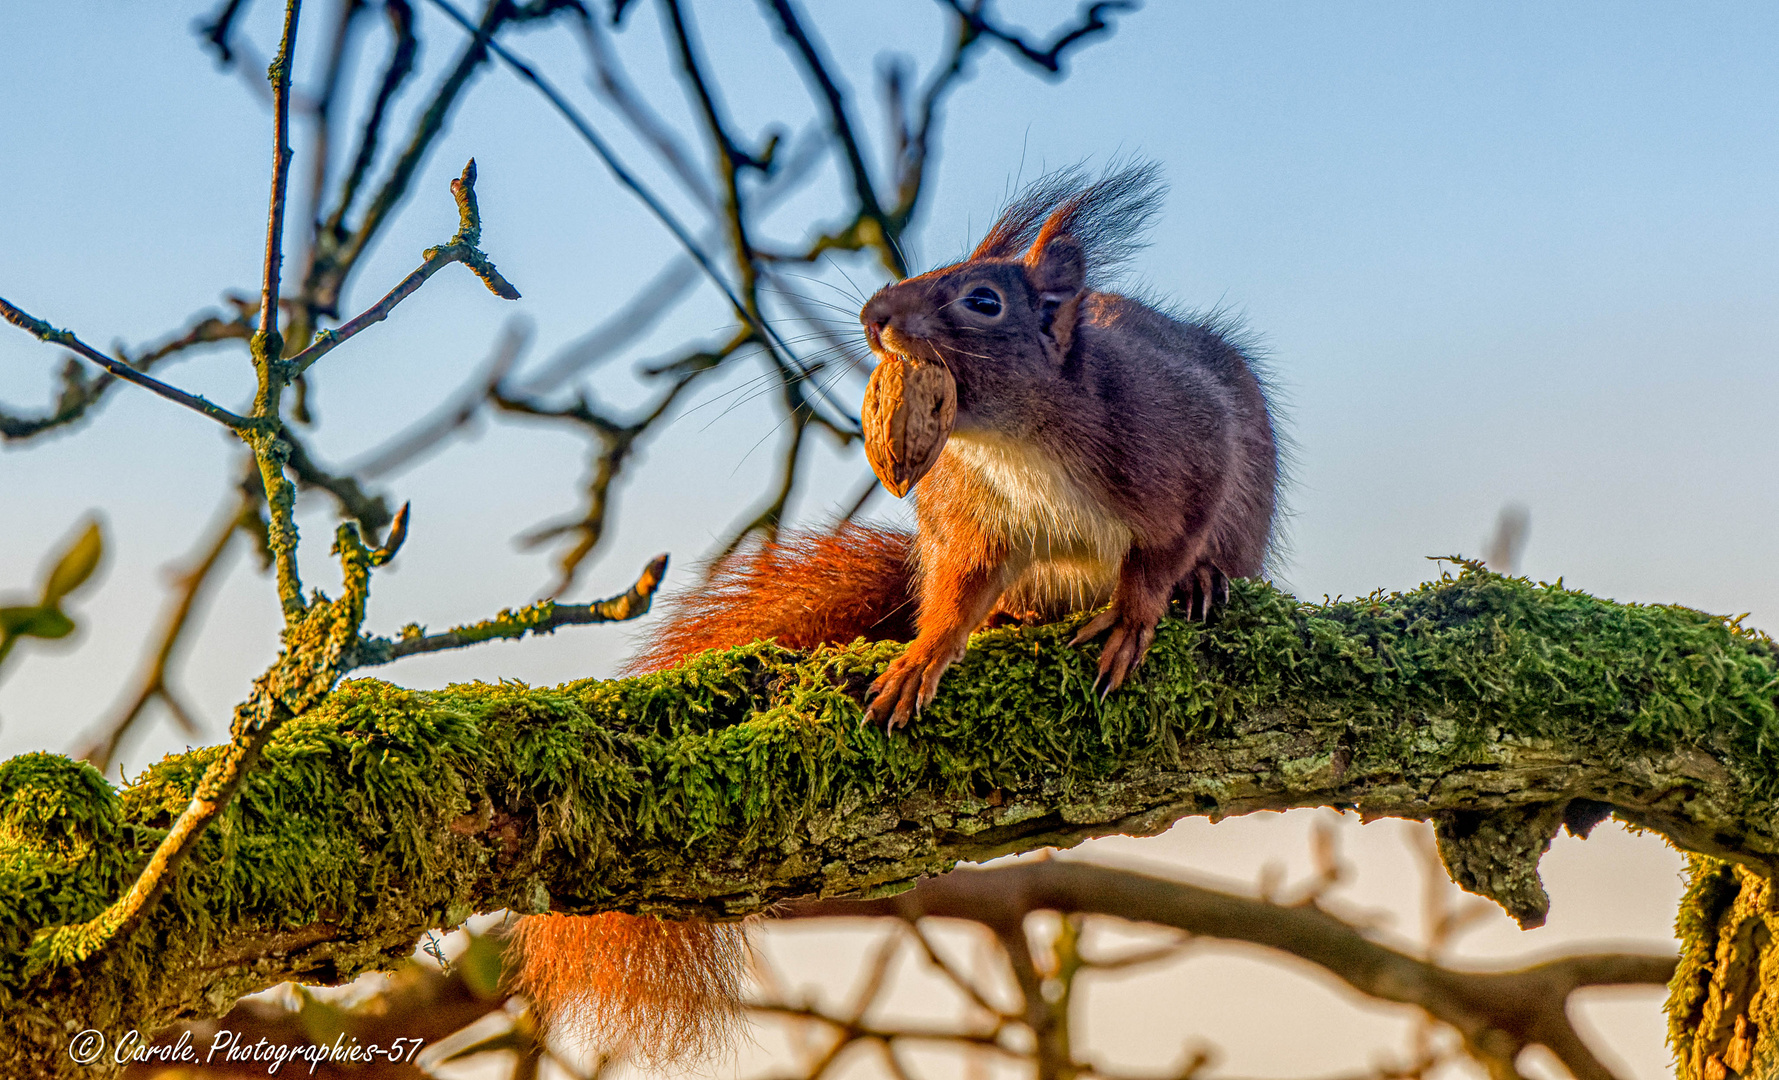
[859,161,1163,431]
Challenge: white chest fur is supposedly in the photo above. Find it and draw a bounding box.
[944,433,1130,612]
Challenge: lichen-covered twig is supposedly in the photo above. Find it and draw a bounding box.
[350,552,668,668]
[254,0,302,364]
[31,510,407,975]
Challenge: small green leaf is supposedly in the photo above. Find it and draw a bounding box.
[21,608,75,640]
[41,518,103,606]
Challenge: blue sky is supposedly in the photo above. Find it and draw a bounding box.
[3,4,1775,1075]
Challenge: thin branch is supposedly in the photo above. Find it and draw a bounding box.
[745,1004,1012,1056]
[312,0,516,317]
[304,0,368,261]
[289,159,520,376]
[424,0,855,432]
[424,0,746,325]
[515,129,828,394]
[0,298,253,430]
[711,408,809,561]
[572,6,718,209]
[256,0,303,352]
[496,342,726,595]
[0,311,249,441]
[280,423,396,540]
[196,0,252,66]
[936,0,1136,75]
[787,862,1676,1080]
[324,0,418,243]
[349,552,667,668]
[760,0,897,273]
[905,919,1015,1023]
[242,0,310,623]
[887,8,978,229]
[521,258,700,392]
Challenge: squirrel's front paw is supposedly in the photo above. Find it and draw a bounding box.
[1071,606,1159,697]
[865,645,956,730]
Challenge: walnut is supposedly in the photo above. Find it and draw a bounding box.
[862,355,957,498]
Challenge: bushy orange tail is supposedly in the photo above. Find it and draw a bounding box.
[510,525,917,1059]
[624,522,917,674]
[507,913,747,1063]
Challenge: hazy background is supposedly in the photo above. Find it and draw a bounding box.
[5,3,1777,1076]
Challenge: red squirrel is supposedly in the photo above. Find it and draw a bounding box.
[510,163,1280,1057]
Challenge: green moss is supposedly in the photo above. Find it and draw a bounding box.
[1,566,1775,1068]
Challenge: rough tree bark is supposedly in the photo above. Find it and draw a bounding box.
[1,566,1775,1077]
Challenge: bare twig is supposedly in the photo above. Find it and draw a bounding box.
[309,0,518,318]
[936,0,1136,75]
[761,0,898,274]
[281,423,397,540]
[289,159,520,376]
[425,0,854,433]
[496,345,725,595]
[0,311,249,440]
[573,7,718,209]
[424,0,747,332]
[0,298,253,430]
[323,0,418,247]
[786,862,1676,1080]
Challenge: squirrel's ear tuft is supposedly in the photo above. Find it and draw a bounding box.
[974,160,1164,287]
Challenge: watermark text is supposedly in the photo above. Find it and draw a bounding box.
[68,1027,427,1074]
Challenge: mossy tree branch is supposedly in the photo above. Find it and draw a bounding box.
[3,569,1775,1075]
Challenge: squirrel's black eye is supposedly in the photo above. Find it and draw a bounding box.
[961,287,1003,317]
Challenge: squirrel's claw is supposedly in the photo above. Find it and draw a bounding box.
[1070,608,1119,647]
[1182,564,1230,622]
[1076,602,1159,698]
[1094,616,1157,696]
[866,645,953,730]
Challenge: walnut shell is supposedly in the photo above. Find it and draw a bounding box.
[862,355,957,498]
